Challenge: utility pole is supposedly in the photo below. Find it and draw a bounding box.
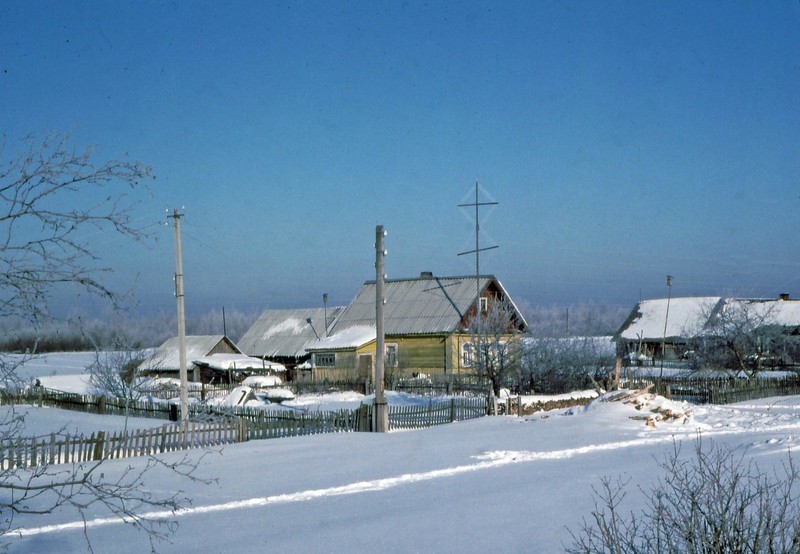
[169,209,189,424]
[374,225,388,432]
[458,182,498,398]
[660,275,673,382]
[323,293,329,337]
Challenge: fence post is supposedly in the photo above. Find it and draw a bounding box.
[356,404,370,432]
[239,418,248,443]
[92,431,105,461]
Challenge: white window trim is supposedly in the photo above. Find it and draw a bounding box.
[461,342,474,368]
[385,343,399,368]
[314,352,335,368]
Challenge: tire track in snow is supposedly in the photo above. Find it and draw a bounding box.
[10,419,800,539]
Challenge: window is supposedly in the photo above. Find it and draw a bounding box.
[385,343,398,368]
[480,296,488,313]
[461,342,474,367]
[314,352,335,368]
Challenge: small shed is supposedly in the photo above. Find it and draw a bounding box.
[138,335,240,382]
[192,353,286,384]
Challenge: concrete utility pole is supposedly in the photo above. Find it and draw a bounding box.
[170,209,189,424]
[374,225,389,432]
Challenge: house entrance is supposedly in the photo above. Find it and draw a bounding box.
[357,353,373,381]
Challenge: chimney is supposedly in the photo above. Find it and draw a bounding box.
[779,293,790,301]
[420,271,434,279]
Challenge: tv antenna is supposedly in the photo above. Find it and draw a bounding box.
[457,182,498,371]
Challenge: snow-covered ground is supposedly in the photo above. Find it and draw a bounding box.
[2,353,800,553]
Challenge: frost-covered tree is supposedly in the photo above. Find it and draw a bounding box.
[522,336,613,394]
[467,297,524,400]
[689,299,784,378]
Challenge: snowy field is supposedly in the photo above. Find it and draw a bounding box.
[2,353,800,553]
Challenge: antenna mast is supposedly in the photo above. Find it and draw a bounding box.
[458,182,498,375]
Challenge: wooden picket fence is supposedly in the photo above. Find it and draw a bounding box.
[622,375,800,405]
[346,397,488,432]
[388,397,487,430]
[241,408,360,440]
[2,387,174,420]
[0,419,246,470]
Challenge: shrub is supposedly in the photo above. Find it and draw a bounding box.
[568,440,800,553]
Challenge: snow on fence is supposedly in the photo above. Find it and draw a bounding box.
[0,419,247,470]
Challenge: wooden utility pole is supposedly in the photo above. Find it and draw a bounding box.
[170,209,189,424]
[374,225,389,432]
[659,275,673,382]
[323,293,329,337]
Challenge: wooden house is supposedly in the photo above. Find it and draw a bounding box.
[614,297,722,364]
[305,273,528,381]
[236,306,344,376]
[614,295,800,367]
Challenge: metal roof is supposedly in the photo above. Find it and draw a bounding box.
[330,274,521,336]
[139,335,237,371]
[236,306,344,359]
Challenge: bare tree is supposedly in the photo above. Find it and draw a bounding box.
[568,440,800,553]
[0,132,154,322]
[87,345,150,402]
[690,299,783,378]
[0,132,211,550]
[467,298,524,400]
[521,336,613,394]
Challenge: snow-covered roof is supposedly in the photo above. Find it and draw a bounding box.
[616,297,722,340]
[306,325,376,352]
[192,353,286,372]
[721,298,800,328]
[616,296,800,341]
[138,335,239,371]
[237,307,345,359]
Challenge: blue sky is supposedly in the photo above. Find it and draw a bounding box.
[2,1,799,316]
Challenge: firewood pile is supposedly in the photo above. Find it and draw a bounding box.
[603,385,693,428]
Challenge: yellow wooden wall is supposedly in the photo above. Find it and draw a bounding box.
[311,333,485,380]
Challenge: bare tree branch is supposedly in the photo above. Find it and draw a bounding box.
[0,131,211,551]
[0,131,155,324]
